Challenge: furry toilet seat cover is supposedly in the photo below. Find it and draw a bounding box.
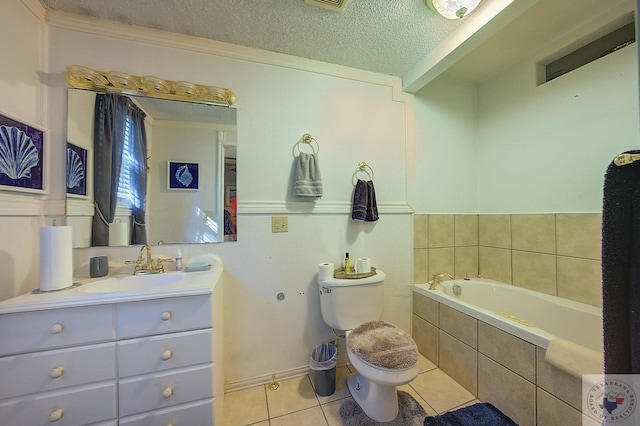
[347,320,418,369]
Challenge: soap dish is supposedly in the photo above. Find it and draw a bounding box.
[333,267,376,279]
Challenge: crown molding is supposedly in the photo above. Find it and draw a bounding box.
[237,200,413,215]
[46,9,408,100]
[20,0,47,23]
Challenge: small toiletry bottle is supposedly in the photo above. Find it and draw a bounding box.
[175,249,183,271]
[344,252,351,274]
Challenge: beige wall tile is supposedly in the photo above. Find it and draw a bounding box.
[414,248,429,283]
[478,246,512,283]
[557,256,602,308]
[478,355,536,426]
[455,215,478,246]
[477,322,536,383]
[429,215,454,248]
[479,214,511,249]
[512,214,556,254]
[536,347,583,410]
[556,213,601,260]
[439,331,478,395]
[429,247,455,279]
[439,305,477,349]
[414,214,429,249]
[536,388,582,426]
[413,291,439,325]
[412,314,439,365]
[512,251,557,295]
[455,246,478,279]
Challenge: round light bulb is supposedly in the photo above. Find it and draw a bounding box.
[427,0,482,19]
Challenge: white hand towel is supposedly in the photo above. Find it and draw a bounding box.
[294,152,323,197]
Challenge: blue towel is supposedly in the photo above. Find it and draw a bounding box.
[352,179,378,222]
[602,150,640,374]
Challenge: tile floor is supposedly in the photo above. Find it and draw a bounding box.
[222,354,481,425]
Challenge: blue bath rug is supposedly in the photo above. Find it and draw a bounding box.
[339,390,426,425]
[423,402,518,426]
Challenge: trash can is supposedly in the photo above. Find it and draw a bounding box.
[309,342,337,396]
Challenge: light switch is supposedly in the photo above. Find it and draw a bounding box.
[272,216,288,233]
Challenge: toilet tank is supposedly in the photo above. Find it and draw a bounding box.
[318,271,385,331]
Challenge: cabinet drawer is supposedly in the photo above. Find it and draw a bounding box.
[0,304,114,356]
[119,398,213,426]
[0,342,116,400]
[118,329,212,377]
[119,364,213,417]
[0,382,116,426]
[117,295,211,339]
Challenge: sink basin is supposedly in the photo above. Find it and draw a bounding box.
[78,273,183,293]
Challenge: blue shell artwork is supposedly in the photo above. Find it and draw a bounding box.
[0,125,39,180]
[66,147,85,189]
[175,164,193,187]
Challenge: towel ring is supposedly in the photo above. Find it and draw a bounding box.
[352,161,374,185]
[293,133,319,156]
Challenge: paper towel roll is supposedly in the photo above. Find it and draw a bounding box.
[319,262,334,280]
[39,226,73,292]
[109,221,129,246]
[357,257,371,274]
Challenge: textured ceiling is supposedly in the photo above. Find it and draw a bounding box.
[38,0,467,78]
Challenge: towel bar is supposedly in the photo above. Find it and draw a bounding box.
[293,133,319,156]
[352,161,374,185]
[613,153,640,166]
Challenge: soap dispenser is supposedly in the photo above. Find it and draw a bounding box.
[175,249,183,271]
[344,252,351,274]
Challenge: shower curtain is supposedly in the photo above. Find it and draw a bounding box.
[601,150,640,374]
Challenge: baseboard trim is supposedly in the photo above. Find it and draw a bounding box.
[224,360,350,393]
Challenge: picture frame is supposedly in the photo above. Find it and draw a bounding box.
[168,161,199,190]
[66,141,88,198]
[0,112,49,194]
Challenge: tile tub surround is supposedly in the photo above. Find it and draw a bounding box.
[412,291,586,426]
[413,213,602,307]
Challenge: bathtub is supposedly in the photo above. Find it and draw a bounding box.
[413,277,602,352]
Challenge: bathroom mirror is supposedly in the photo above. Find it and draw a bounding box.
[65,88,237,247]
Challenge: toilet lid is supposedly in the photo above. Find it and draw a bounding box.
[347,320,418,370]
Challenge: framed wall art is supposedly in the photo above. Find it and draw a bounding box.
[66,142,88,198]
[0,112,48,194]
[168,161,199,190]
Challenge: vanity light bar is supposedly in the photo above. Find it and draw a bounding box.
[65,65,236,107]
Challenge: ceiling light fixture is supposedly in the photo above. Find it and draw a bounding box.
[426,0,482,19]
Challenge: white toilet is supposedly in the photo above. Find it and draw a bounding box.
[318,270,419,422]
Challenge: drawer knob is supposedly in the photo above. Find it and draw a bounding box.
[162,387,174,398]
[161,311,172,321]
[49,408,64,422]
[49,366,65,379]
[49,323,64,334]
[161,350,173,361]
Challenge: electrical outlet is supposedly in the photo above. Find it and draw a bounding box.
[272,216,288,233]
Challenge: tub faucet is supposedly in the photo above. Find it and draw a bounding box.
[429,272,454,290]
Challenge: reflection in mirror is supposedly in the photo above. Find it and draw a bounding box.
[66,88,237,248]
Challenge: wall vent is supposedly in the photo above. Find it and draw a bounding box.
[542,18,635,83]
[304,0,349,12]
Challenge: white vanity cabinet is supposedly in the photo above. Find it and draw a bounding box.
[0,304,118,425]
[116,295,215,425]
[0,275,224,426]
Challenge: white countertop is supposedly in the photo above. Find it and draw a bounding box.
[0,257,223,314]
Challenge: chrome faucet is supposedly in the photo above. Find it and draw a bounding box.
[429,272,454,290]
[125,245,172,275]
